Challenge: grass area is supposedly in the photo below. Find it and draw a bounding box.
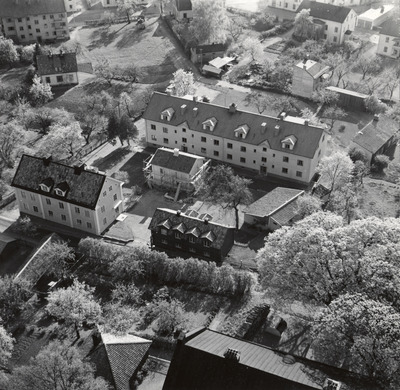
[92,147,131,171]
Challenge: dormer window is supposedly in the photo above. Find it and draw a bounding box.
[160,108,175,121]
[202,117,217,132]
[281,135,297,151]
[40,184,50,192]
[54,181,69,197]
[234,124,249,139]
[55,188,66,197]
[39,177,54,192]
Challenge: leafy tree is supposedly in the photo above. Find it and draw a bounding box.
[382,68,400,100]
[94,58,115,86]
[311,87,339,106]
[107,113,138,146]
[29,75,53,106]
[226,18,244,42]
[23,107,73,134]
[333,61,351,87]
[371,154,390,174]
[0,37,18,68]
[18,44,35,64]
[322,105,347,131]
[111,282,142,306]
[245,91,296,115]
[116,0,138,23]
[365,95,388,115]
[270,62,293,91]
[294,9,314,40]
[385,160,400,184]
[199,165,252,230]
[311,293,400,388]
[189,0,228,44]
[6,341,110,390]
[0,122,26,171]
[348,146,368,164]
[46,279,102,338]
[77,110,108,144]
[171,69,195,97]
[352,56,382,80]
[101,303,140,335]
[294,193,321,220]
[0,325,14,367]
[300,108,321,126]
[241,37,263,62]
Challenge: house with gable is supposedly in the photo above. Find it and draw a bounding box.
[142,92,327,184]
[143,147,211,194]
[296,0,357,44]
[0,0,69,44]
[37,52,79,86]
[357,5,395,30]
[292,59,330,99]
[12,155,124,236]
[243,187,304,231]
[377,18,400,59]
[149,208,235,262]
[174,0,193,20]
[190,43,226,65]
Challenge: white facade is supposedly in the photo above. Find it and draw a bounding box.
[321,9,357,44]
[64,0,82,12]
[41,72,78,86]
[357,5,395,30]
[102,0,118,7]
[268,0,302,12]
[377,33,400,58]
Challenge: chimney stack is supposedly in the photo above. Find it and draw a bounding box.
[304,119,309,126]
[373,114,380,121]
[180,104,187,115]
[173,148,180,157]
[193,96,198,102]
[224,348,240,362]
[280,112,286,120]
[229,103,237,113]
[261,122,267,132]
[193,107,198,117]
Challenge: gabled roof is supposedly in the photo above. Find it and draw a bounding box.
[149,208,234,250]
[143,93,325,159]
[175,0,192,11]
[149,148,205,174]
[12,155,108,210]
[37,53,78,76]
[244,187,304,218]
[0,233,16,254]
[353,116,399,154]
[297,0,353,23]
[193,43,226,54]
[295,60,330,79]
[0,0,66,18]
[380,18,400,38]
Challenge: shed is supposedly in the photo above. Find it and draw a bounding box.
[202,65,223,78]
[326,86,369,111]
[357,5,395,30]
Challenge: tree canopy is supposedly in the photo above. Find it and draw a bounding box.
[171,69,195,97]
[0,325,14,367]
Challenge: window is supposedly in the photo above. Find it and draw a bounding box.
[151,135,156,141]
[385,37,390,43]
[34,20,39,25]
[87,222,92,229]
[26,17,30,21]
[19,26,24,31]
[227,154,232,160]
[163,138,169,144]
[160,168,164,174]
[204,251,210,257]
[101,205,105,213]
[151,124,156,130]
[18,18,22,22]
[214,151,219,157]
[77,219,82,224]
[334,27,338,33]
[161,239,168,244]
[161,228,168,235]
[163,127,168,133]
[7,18,12,22]
[284,144,290,149]
[175,232,181,239]
[85,210,90,217]
[48,210,53,217]
[59,13,64,17]
[297,160,303,166]
[182,128,186,132]
[214,139,219,146]
[56,75,63,82]
[28,25,32,29]
[50,14,54,19]
[261,157,267,162]
[189,236,195,243]
[263,147,267,153]
[45,76,50,83]
[109,186,113,191]
[175,243,182,249]
[46,198,51,205]
[75,207,80,214]
[61,214,67,221]
[296,171,303,178]
[254,149,256,153]
[189,247,196,253]
[240,146,246,152]
[227,143,233,149]
[59,202,64,209]
[283,156,289,162]
[333,37,337,43]
[103,217,107,225]
[21,191,26,198]
[282,168,288,174]
[201,147,206,153]
[113,194,117,201]
[201,136,206,142]
[324,34,327,39]
[204,240,211,247]
[103,191,107,197]
[8,27,15,31]
[33,206,39,212]
[240,157,246,163]
[383,47,388,53]
[182,137,187,143]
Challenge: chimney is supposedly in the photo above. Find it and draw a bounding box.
[380,5,384,13]
[304,119,309,126]
[193,107,198,117]
[180,104,187,115]
[43,156,53,166]
[74,163,85,175]
[229,103,237,113]
[282,354,296,365]
[173,148,180,157]
[224,348,240,362]
[373,114,380,121]
[261,122,267,132]
[274,125,280,136]
[204,218,209,225]
[280,112,286,120]
[193,96,198,102]
[176,210,181,216]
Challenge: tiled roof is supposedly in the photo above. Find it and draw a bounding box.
[380,18,400,38]
[143,93,325,159]
[297,0,352,23]
[175,0,192,11]
[185,329,321,389]
[102,333,152,390]
[194,43,226,54]
[296,60,330,79]
[37,53,78,76]
[270,200,300,226]
[12,155,106,210]
[149,148,204,174]
[149,208,234,249]
[0,0,66,18]
[353,116,399,154]
[243,187,304,218]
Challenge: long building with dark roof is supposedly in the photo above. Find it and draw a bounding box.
[12,155,124,235]
[0,0,69,44]
[143,92,328,184]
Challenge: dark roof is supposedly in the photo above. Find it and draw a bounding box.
[270,200,300,226]
[149,208,234,249]
[193,43,226,54]
[149,148,204,174]
[0,0,66,18]
[353,116,399,154]
[37,53,78,76]
[12,155,106,210]
[244,187,304,218]
[175,0,192,11]
[296,60,330,79]
[143,93,325,159]
[202,65,223,75]
[297,0,352,23]
[0,233,16,253]
[380,18,400,38]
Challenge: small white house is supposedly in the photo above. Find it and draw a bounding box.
[174,0,193,20]
[37,52,79,86]
[357,5,395,30]
[377,18,400,59]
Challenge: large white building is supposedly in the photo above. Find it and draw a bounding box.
[12,155,124,236]
[377,18,400,59]
[0,0,69,44]
[142,93,328,184]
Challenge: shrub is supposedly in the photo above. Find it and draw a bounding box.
[371,154,389,174]
[348,147,368,163]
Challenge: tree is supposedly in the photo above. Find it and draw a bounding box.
[29,75,53,106]
[116,0,138,23]
[294,194,321,221]
[171,69,195,97]
[77,110,108,144]
[385,160,400,184]
[348,146,368,164]
[23,107,73,134]
[107,113,138,145]
[300,108,321,126]
[241,37,263,62]
[311,294,400,388]
[0,325,14,367]
[352,56,382,80]
[371,154,389,174]
[0,37,18,68]
[46,279,102,339]
[294,9,314,39]
[189,0,228,44]
[101,303,140,335]
[322,105,347,131]
[94,58,115,86]
[334,61,351,87]
[226,18,244,42]
[365,95,388,115]
[382,68,400,100]
[199,165,252,230]
[311,87,339,106]
[7,341,110,390]
[0,122,26,171]
[245,91,296,115]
